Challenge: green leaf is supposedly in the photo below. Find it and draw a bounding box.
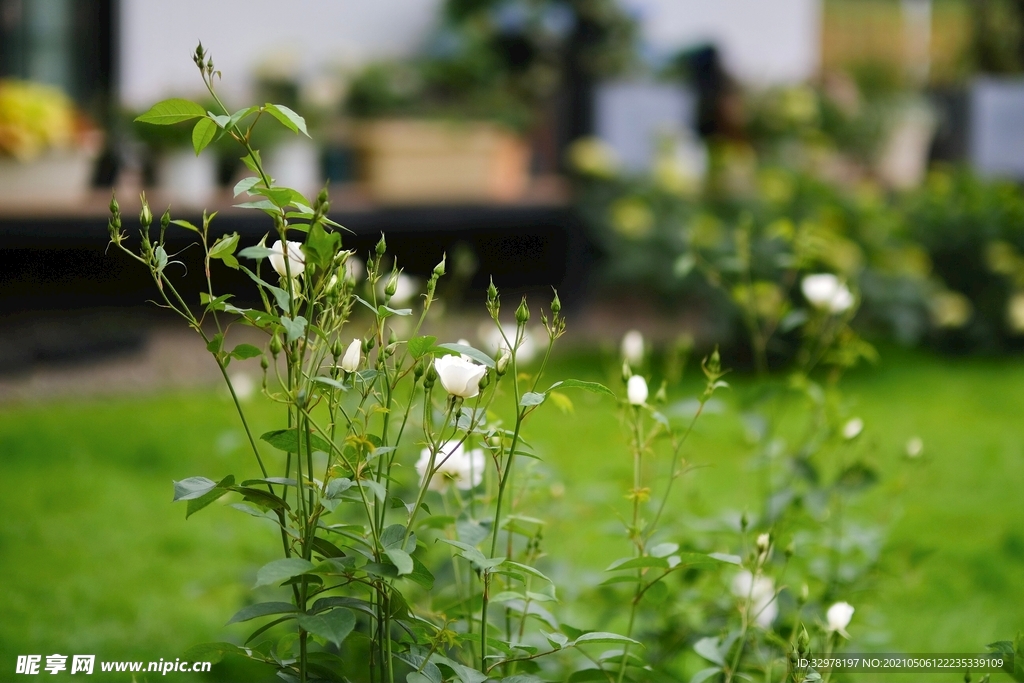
[241,267,290,312]
[384,547,414,576]
[209,232,240,269]
[234,199,278,211]
[206,333,224,355]
[260,428,332,455]
[237,245,278,260]
[405,555,435,590]
[520,392,546,407]
[436,343,495,368]
[650,542,679,558]
[302,219,340,270]
[226,601,299,625]
[135,98,206,125]
[281,315,307,343]
[170,219,200,233]
[573,632,641,647]
[708,552,742,565]
[408,335,437,359]
[298,609,355,648]
[546,379,616,399]
[185,475,235,518]
[230,343,262,360]
[265,103,310,136]
[690,667,723,683]
[231,487,290,511]
[233,176,261,197]
[241,149,263,174]
[173,476,218,501]
[254,558,315,588]
[192,117,218,155]
[694,637,725,665]
[606,555,669,571]
[181,642,249,665]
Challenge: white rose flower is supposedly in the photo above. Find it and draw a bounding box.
[434,353,487,399]
[340,338,361,373]
[478,325,538,365]
[344,255,364,283]
[269,240,305,278]
[801,274,854,314]
[416,441,485,492]
[842,417,864,440]
[627,375,648,406]
[732,570,778,628]
[621,329,645,366]
[826,601,855,636]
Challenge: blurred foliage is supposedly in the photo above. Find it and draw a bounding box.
[0,79,82,160]
[347,0,638,131]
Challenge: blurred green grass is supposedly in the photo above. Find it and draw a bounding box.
[1,347,1022,681]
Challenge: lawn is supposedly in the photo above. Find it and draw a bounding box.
[1,346,1022,681]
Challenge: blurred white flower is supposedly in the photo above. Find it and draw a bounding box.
[930,291,972,329]
[434,353,487,399]
[731,571,777,628]
[842,417,864,440]
[344,255,364,283]
[269,240,305,278]
[229,372,256,401]
[1008,292,1024,334]
[416,441,484,492]
[390,274,419,305]
[340,338,361,373]
[826,601,855,636]
[478,324,538,365]
[801,274,854,314]
[621,330,645,366]
[906,436,923,458]
[627,375,648,406]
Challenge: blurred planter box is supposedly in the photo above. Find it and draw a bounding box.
[0,148,98,205]
[356,120,529,204]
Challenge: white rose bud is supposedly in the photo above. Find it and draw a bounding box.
[340,338,361,373]
[269,240,305,278]
[434,353,487,399]
[826,601,855,636]
[801,274,854,314]
[627,375,648,406]
[621,329,645,366]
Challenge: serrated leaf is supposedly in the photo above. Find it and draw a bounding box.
[230,343,262,360]
[265,103,310,136]
[226,601,299,625]
[547,379,616,398]
[136,98,206,125]
[408,335,437,358]
[297,609,355,647]
[573,632,641,646]
[192,117,217,155]
[384,547,414,576]
[260,428,332,455]
[254,558,315,588]
[184,475,235,518]
[233,176,261,197]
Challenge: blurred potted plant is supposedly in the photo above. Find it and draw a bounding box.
[0,79,102,204]
[345,0,637,203]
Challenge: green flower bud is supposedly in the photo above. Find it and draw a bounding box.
[160,208,170,231]
[363,336,375,354]
[796,625,810,655]
[317,186,330,212]
[388,328,398,347]
[260,355,269,371]
[269,334,282,357]
[486,278,499,315]
[433,253,446,278]
[414,361,425,381]
[621,358,632,382]
[515,297,530,325]
[140,201,153,228]
[375,234,387,257]
[109,194,119,216]
[550,289,561,316]
[385,273,398,297]
[740,512,749,532]
[478,368,491,390]
[332,339,343,360]
[424,362,437,390]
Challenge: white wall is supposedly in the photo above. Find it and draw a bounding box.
[119,0,443,108]
[621,0,822,85]
[119,0,820,108]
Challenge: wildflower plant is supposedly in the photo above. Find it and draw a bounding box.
[107,45,633,683]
